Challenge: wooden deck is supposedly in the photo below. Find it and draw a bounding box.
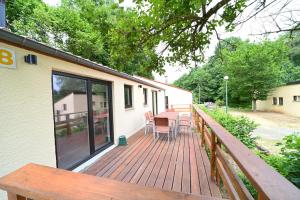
[83,128,222,198]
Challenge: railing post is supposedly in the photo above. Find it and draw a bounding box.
[258,191,267,200]
[215,138,221,186]
[210,132,216,180]
[201,118,205,147]
[66,114,71,136]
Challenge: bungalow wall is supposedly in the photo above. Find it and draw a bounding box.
[257,84,300,117]
[135,76,193,108]
[0,42,163,199]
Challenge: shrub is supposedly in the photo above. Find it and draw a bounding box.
[278,134,300,187]
[200,106,258,148]
[215,99,225,107]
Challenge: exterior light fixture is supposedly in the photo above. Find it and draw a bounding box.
[138,85,142,88]
[24,54,37,64]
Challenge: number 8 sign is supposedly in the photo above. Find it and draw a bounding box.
[0,47,16,69]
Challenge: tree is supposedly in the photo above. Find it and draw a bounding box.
[133,0,300,67]
[6,0,161,77]
[222,39,290,111]
[174,36,300,108]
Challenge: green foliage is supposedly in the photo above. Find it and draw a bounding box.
[200,106,258,148]
[175,37,300,107]
[6,0,160,77]
[215,99,224,107]
[238,172,258,198]
[246,134,300,191]
[135,0,247,65]
[277,134,300,187]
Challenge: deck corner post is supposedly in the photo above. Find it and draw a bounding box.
[210,132,216,180]
[258,191,268,200]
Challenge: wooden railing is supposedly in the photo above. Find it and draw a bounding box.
[170,104,192,112]
[0,163,221,200]
[192,105,300,200]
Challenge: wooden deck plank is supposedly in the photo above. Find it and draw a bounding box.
[182,132,191,194]
[196,133,222,198]
[108,134,154,179]
[172,131,186,193]
[96,133,149,176]
[120,137,161,182]
[138,137,167,186]
[189,131,201,195]
[145,137,170,187]
[84,128,223,199]
[192,132,211,196]
[130,138,164,184]
[162,131,181,191]
[104,135,152,177]
[153,134,176,189]
[83,132,144,175]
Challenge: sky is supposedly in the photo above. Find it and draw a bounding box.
[43,0,300,83]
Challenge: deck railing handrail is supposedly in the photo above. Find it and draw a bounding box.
[0,163,220,200]
[192,104,300,200]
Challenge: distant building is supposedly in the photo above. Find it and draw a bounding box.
[257,81,300,117]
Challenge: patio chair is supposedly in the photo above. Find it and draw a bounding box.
[153,117,173,142]
[178,113,192,134]
[144,112,154,135]
[148,111,154,121]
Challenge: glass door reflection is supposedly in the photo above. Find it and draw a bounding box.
[53,74,90,169]
[91,82,111,150]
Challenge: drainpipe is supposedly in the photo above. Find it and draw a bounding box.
[0,0,6,28]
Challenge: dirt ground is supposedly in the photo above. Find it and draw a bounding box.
[229,110,300,154]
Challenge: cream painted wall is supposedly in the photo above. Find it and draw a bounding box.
[0,42,159,199]
[257,84,300,117]
[135,76,193,108]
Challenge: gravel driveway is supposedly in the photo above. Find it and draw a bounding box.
[229,110,300,153]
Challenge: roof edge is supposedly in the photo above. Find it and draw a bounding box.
[0,29,164,90]
[135,76,192,93]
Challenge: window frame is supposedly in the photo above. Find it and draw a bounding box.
[63,103,67,111]
[279,97,283,105]
[143,88,148,106]
[293,95,300,102]
[124,84,133,109]
[272,97,277,105]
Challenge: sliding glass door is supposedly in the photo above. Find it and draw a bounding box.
[52,72,113,169]
[91,82,111,150]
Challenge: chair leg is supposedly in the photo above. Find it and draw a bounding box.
[144,125,147,135]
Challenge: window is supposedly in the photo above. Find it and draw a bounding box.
[279,97,283,105]
[143,88,148,105]
[272,97,277,105]
[63,104,67,111]
[165,96,169,109]
[124,85,133,108]
[293,96,300,102]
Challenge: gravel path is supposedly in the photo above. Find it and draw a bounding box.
[230,110,300,140]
